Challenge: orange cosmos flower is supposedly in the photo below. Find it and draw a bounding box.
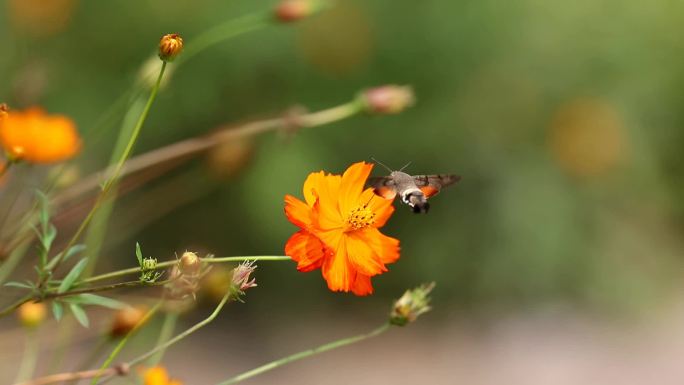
[284,162,400,296]
[0,107,81,163]
[142,366,182,385]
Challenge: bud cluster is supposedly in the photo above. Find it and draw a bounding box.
[165,251,205,300]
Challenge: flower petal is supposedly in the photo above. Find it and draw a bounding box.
[338,162,373,216]
[303,171,343,229]
[357,227,400,264]
[284,194,312,229]
[322,238,355,292]
[285,230,326,272]
[351,274,374,296]
[345,232,387,276]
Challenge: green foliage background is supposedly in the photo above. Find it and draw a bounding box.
[2,0,683,317]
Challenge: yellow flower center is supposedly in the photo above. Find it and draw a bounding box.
[346,205,376,230]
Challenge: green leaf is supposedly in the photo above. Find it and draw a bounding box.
[52,302,63,321]
[57,258,89,293]
[135,242,143,266]
[4,281,34,289]
[42,224,57,252]
[36,190,50,233]
[69,303,89,328]
[62,244,86,263]
[64,294,126,309]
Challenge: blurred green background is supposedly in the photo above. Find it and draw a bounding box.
[2,0,684,320]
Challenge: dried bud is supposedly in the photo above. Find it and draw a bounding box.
[275,0,314,22]
[17,301,47,328]
[361,85,415,115]
[389,282,435,326]
[231,261,257,294]
[158,33,183,62]
[179,251,201,275]
[109,306,148,338]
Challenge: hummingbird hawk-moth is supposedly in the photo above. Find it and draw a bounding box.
[367,160,461,213]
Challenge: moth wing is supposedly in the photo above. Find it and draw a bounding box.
[413,174,461,198]
[367,176,397,200]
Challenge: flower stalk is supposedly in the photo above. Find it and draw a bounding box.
[215,323,391,385]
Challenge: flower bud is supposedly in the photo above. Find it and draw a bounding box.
[361,85,415,115]
[109,306,148,338]
[158,34,183,62]
[0,103,8,120]
[17,301,47,328]
[179,251,201,275]
[389,282,435,326]
[275,0,314,22]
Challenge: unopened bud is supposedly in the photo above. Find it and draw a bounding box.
[142,257,157,271]
[109,306,148,338]
[361,85,415,115]
[17,301,47,328]
[389,282,435,326]
[158,34,183,62]
[275,0,312,22]
[179,251,201,275]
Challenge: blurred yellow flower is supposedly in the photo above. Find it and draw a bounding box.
[143,366,182,385]
[17,301,47,328]
[0,107,81,164]
[9,0,78,37]
[548,98,628,178]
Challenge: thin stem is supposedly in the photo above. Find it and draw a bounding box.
[46,62,168,282]
[79,256,290,285]
[52,99,363,208]
[41,278,172,300]
[89,301,162,385]
[215,323,392,385]
[175,12,269,66]
[146,312,178,366]
[0,294,33,317]
[14,366,125,385]
[14,329,40,383]
[0,257,287,317]
[127,290,232,367]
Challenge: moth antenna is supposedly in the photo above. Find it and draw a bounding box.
[399,161,412,172]
[370,156,394,173]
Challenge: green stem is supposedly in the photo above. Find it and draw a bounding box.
[127,290,232,367]
[79,256,290,285]
[215,323,391,385]
[89,301,162,385]
[14,329,40,383]
[146,312,179,366]
[175,12,269,66]
[46,62,168,282]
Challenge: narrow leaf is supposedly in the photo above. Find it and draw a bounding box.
[52,302,63,321]
[4,281,34,289]
[63,244,87,263]
[135,242,143,266]
[64,294,127,309]
[58,258,89,293]
[69,304,89,328]
[43,224,57,251]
